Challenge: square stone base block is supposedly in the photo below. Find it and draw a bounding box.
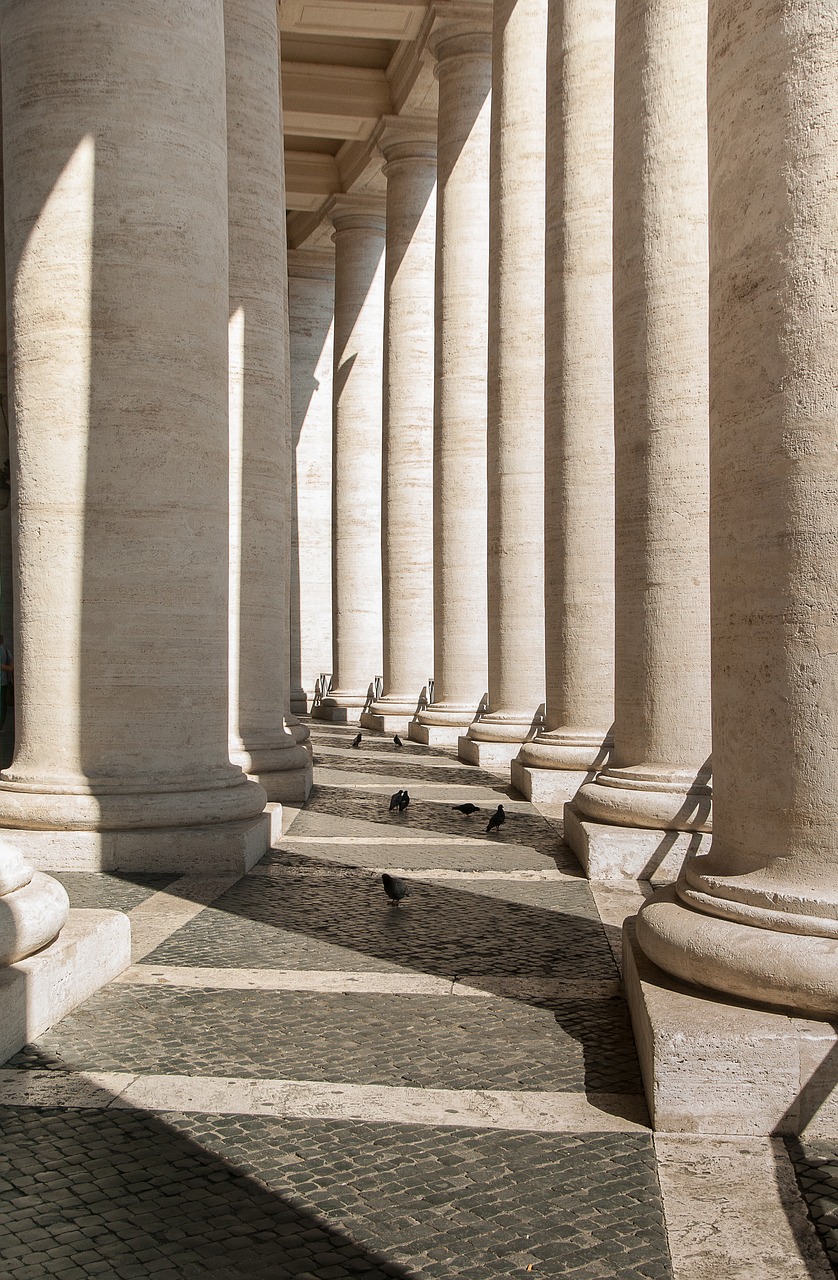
[311,704,364,724]
[408,721,465,747]
[359,712,414,735]
[563,802,712,882]
[510,761,592,806]
[457,737,521,771]
[624,920,838,1136]
[254,761,313,805]
[0,908,131,1066]
[3,811,275,874]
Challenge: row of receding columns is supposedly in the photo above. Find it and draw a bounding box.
[0,0,311,901]
[297,0,838,1020]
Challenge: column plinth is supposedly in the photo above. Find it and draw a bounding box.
[568,0,711,876]
[409,18,492,747]
[511,0,616,805]
[0,0,268,871]
[635,0,838,1022]
[313,199,385,725]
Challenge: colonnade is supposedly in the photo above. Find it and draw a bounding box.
[295,0,838,1019]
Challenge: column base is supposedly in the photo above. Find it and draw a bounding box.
[249,759,312,804]
[408,721,464,747]
[359,711,416,735]
[623,918,838,1135]
[311,700,367,724]
[575,763,712,832]
[510,761,592,805]
[457,736,522,771]
[0,907,131,1066]
[409,702,482,747]
[563,802,711,882]
[0,812,274,875]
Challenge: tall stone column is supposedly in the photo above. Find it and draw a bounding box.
[362,119,436,736]
[458,0,547,770]
[226,0,311,802]
[512,0,616,805]
[636,0,838,1017]
[410,14,493,748]
[312,198,385,724]
[0,0,270,871]
[288,249,334,716]
[567,0,713,879]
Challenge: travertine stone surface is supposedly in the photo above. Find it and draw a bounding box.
[410,17,492,747]
[362,119,436,735]
[462,0,547,766]
[575,0,711,836]
[638,0,838,1015]
[0,0,268,868]
[514,0,615,802]
[313,198,385,724]
[564,805,711,884]
[288,251,334,715]
[225,0,310,803]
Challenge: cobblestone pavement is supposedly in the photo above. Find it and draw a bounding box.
[0,720,831,1279]
[787,1140,838,1276]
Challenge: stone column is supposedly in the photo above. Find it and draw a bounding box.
[636,0,838,1017]
[312,197,385,724]
[288,249,335,715]
[226,0,311,802]
[0,0,270,871]
[567,0,713,881]
[410,15,493,748]
[512,0,616,805]
[458,0,547,770]
[361,119,436,736]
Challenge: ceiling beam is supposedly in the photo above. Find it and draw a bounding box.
[281,0,426,41]
[285,151,341,211]
[281,62,392,140]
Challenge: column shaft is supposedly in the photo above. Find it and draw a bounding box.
[410,21,492,748]
[313,200,385,723]
[637,0,838,1016]
[288,250,334,716]
[363,121,436,735]
[225,0,311,801]
[513,0,616,805]
[0,0,268,870]
[572,0,712,847]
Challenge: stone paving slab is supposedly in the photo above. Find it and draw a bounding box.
[0,1105,672,1279]
[49,872,179,912]
[8,987,644,1094]
[139,873,617,979]
[261,840,564,874]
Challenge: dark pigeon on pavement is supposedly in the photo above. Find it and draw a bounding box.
[393,734,403,747]
[389,789,404,812]
[382,873,410,907]
[486,804,506,833]
[398,790,410,812]
[351,732,362,748]
[453,803,480,815]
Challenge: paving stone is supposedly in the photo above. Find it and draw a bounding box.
[786,1139,838,1276]
[49,871,178,912]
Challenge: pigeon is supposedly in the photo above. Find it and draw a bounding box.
[393,734,403,747]
[486,804,506,833]
[389,789,404,812]
[382,873,410,907]
[452,803,480,816]
[351,732,362,748]
[398,790,410,812]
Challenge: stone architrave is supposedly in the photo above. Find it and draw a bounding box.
[361,118,437,737]
[288,249,335,716]
[458,0,548,772]
[566,0,713,880]
[312,197,385,724]
[635,0,838,1020]
[0,0,271,871]
[225,0,311,803]
[409,11,493,748]
[512,0,616,806]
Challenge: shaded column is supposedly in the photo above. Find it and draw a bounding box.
[568,0,712,879]
[512,0,616,805]
[362,118,437,736]
[226,0,311,802]
[459,0,547,770]
[312,197,385,724]
[637,0,838,1017]
[0,0,270,871]
[288,249,334,715]
[410,17,492,748]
